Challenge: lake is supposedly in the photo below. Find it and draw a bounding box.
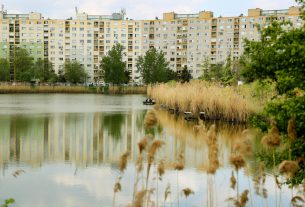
[0,94,296,207]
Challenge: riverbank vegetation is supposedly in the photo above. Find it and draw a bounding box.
[0,84,146,94]
[148,80,276,123]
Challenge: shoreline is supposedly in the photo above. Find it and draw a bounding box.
[0,85,147,94]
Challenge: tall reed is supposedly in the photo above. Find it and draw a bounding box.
[148,81,264,122]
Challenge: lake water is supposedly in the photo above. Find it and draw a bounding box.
[0,94,297,207]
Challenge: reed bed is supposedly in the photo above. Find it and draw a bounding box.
[148,81,270,123]
[0,85,147,94]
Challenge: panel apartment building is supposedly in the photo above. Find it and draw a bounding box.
[0,6,303,82]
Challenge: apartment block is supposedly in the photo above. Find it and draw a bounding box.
[0,6,303,82]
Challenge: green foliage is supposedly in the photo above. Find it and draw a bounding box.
[1,198,15,207]
[180,66,192,83]
[32,59,57,82]
[0,58,10,81]
[242,0,305,185]
[13,47,34,82]
[136,48,175,84]
[64,61,87,84]
[240,21,305,95]
[100,43,127,84]
[200,55,239,85]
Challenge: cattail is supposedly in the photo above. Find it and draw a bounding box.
[118,152,129,173]
[261,120,281,148]
[279,160,299,177]
[230,154,246,170]
[144,109,158,128]
[239,190,249,207]
[287,118,297,142]
[182,188,194,198]
[113,181,121,193]
[138,137,148,154]
[158,159,165,178]
[230,171,236,189]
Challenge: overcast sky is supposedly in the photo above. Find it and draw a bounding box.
[0,0,299,20]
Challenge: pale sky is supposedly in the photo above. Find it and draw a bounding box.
[0,0,299,20]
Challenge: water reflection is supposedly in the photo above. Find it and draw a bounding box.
[0,95,298,207]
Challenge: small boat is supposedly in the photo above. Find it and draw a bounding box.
[143,98,156,105]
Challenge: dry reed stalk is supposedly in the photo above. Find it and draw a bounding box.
[118,152,129,173]
[149,81,260,122]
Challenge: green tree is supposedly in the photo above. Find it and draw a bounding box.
[200,54,237,85]
[13,47,34,82]
[64,61,87,84]
[0,58,10,81]
[136,47,174,84]
[32,59,57,82]
[180,66,192,83]
[100,43,127,84]
[241,0,305,185]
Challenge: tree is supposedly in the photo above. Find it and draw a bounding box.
[0,58,10,81]
[13,47,34,82]
[100,43,127,84]
[136,47,174,84]
[241,0,305,185]
[64,61,87,84]
[200,54,237,85]
[32,59,57,82]
[180,66,192,83]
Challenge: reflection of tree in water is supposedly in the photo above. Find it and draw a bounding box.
[102,113,126,140]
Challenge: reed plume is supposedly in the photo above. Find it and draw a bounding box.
[157,159,165,179]
[279,160,299,178]
[173,153,185,171]
[239,190,249,207]
[114,181,121,193]
[144,109,158,129]
[138,137,149,154]
[230,154,246,171]
[164,183,171,206]
[230,171,237,189]
[130,190,147,207]
[261,120,281,149]
[182,188,194,197]
[288,118,298,142]
[118,151,130,173]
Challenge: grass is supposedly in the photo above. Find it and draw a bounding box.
[148,81,276,123]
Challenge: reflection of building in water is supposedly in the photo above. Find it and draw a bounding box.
[0,112,146,167]
[0,110,256,170]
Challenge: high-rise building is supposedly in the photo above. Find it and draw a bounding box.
[0,6,303,82]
